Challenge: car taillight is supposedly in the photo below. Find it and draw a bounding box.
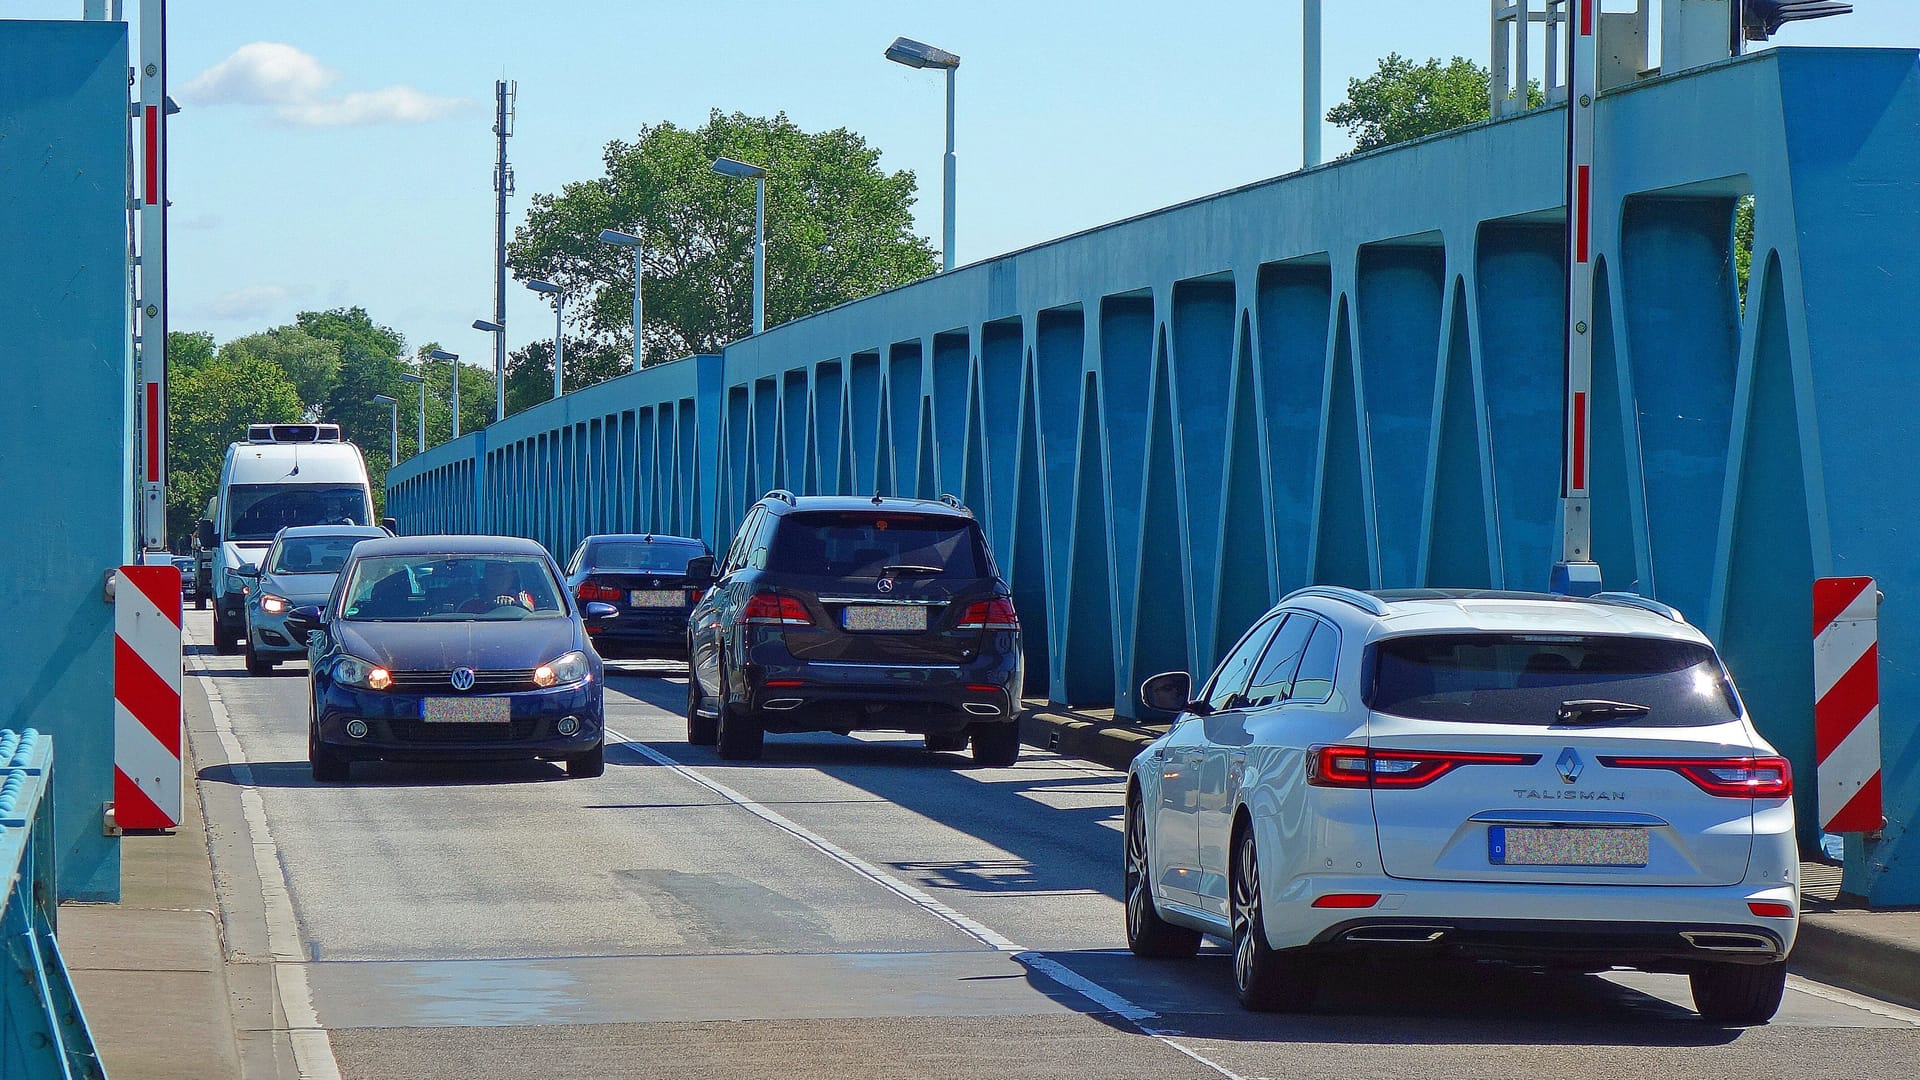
[577,580,622,603]
[1311,893,1382,909]
[956,597,1019,631]
[1597,755,1792,798]
[1748,901,1794,918]
[1308,745,1540,789]
[740,593,812,626]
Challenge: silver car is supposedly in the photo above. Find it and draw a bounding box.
[241,525,389,674]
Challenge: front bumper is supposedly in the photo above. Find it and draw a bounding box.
[738,638,1022,734]
[316,680,604,761]
[248,602,320,658]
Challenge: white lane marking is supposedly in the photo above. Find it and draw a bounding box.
[611,729,1245,1080]
[1788,974,1920,1026]
[189,643,342,1080]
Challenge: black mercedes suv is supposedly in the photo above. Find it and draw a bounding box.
[685,491,1024,765]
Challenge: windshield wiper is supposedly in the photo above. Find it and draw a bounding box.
[881,564,944,576]
[1555,699,1652,725]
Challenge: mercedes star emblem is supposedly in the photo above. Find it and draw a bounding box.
[877,578,894,593]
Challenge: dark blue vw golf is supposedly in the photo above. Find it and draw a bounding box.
[301,535,613,782]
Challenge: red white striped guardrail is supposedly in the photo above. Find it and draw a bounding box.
[115,565,182,830]
[1814,576,1883,834]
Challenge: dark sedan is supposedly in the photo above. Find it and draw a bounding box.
[563,533,711,662]
[301,535,614,782]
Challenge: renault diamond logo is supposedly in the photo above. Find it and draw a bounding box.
[1556,747,1584,784]
[450,667,476,691]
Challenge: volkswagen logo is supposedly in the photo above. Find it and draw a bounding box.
[877,578,894,593]
[1556,747,1584,784]
[450,667,476,691]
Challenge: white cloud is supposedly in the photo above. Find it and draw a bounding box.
[181,42,336,106]
[182,42,473,128]
[201,284,305,321]
[276,86,473,128]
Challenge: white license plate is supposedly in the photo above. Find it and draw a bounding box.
[423,697,511,723]
[841,605,927,632]
[1488,826,1648,867]
[630,589,683,608]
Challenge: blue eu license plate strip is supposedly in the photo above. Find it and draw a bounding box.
[1488,826,1649,867]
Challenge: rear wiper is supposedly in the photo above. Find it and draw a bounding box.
[881,564,944,576]
[1555,699,1652,725]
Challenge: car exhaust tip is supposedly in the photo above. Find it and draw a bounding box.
[1681,931,1778,954]
[963,702,1001,716]
[762,698,804,711]
[1341,925,1452,944]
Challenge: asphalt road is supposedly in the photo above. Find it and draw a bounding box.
[183,612,1920,1080]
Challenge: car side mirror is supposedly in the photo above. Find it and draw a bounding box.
[583,602,620,620]
[237,562,261,578]
[197,520,218,549]
[1139,671,1194,714]
[380,517,398,534]
[684,555,716,584]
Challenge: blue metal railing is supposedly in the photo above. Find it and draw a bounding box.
[1,730,105,1079]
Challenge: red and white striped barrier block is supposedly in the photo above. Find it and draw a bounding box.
[115,565,182,829]
[1814,576,1883,834]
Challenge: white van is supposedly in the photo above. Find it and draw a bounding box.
[199,424,381,653]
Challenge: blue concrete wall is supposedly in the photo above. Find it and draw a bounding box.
[390,48,1920,904]
[0,21,131,901]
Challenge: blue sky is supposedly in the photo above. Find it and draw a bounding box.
[6,1,1916,367]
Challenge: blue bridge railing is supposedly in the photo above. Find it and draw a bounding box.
[1,730,105,1079]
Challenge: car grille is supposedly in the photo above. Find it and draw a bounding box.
[385,719,544,744]
[387,669,541,692]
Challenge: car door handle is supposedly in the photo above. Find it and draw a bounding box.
[1184,750,1205,764]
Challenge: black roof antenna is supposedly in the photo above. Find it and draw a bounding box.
[872,491,884,505]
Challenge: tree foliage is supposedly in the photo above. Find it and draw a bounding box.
[1328,53,1536,154]
[509,110,937,371]
[504,338,630,419]
[166,348,304,543]
[218,327,342,413]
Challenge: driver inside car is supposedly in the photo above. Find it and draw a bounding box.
[462,561,533,613]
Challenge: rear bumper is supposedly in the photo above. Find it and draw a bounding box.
[738,642,1022,734]
[1308,915,1790,970]
[587,618,689,659]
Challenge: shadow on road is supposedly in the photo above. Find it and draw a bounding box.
[197,758,572,789]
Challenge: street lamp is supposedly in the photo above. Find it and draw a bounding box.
[885,36,960,272]
[371,394,398,463]
[599,228,644,368]
[711,156,767,334]
[527,279,566,398]
[398,372,425,456]
[428,349,460,440]
[472,318,506,422]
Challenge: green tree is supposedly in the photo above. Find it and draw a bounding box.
[509,110,937,371]
[296,307,408,449]
[1734,194,1755,308]
[219,327,342,414]
[504,338,629,418]
[168,330,217,376]
[166,354,303,541]
[1328,53,1536,154]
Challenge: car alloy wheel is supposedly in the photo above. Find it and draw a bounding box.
[1124,795,1200,958]
[1230,825,1315,1011]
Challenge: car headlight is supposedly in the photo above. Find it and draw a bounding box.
[534,650,590,688]
[333,655,392,691]
[259,593,290,615]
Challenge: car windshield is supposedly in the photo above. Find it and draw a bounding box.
[269,535,366,575]
[585,540,704,573]
[225,484,370,540]
[339,554,567,622]
[1366,633,1741,728]
[765,511,987,579]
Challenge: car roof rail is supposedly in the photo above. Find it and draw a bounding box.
[936,492,972,516]
[1591,591,1686,622]
[1281,585,1391,617]
[761,489,798,507]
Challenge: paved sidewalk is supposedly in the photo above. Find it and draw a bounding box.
[59,695,243,1080]
[1020,701,1920,1013]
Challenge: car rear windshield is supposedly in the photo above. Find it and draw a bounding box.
[585,540,704,573]
[766,512,988,579]
[1366,633,1741,728]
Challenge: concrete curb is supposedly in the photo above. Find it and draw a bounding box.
[1792,911,1920,1012]
[1020,706,1159,773]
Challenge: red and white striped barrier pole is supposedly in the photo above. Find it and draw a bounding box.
[1552,0,1602,594]
[115,564,183,830]
[1814,576,1884,834]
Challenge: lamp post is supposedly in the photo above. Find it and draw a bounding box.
[599,228,644,368]
[1303,0,1322,167]
[428,349,460,440]
[527,280,566,398]
[472,318,505,421]
[371,394,398,463]
[399,372,425,456]
[884,36,961,272]
[712,157,767,334]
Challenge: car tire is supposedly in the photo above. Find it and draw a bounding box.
[195,592,207,611]
[1125,793,1202,959]
[308,724,349,783]
[970,721,1021,767]
[1690,959,1788,1025]
[1230,824,1317,1012]
[244,644,275,676]
[215,617,240,655]
[716,695,764,761]
[567,741,606,779]
[924,733,969,753]
[686,660,719,746]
